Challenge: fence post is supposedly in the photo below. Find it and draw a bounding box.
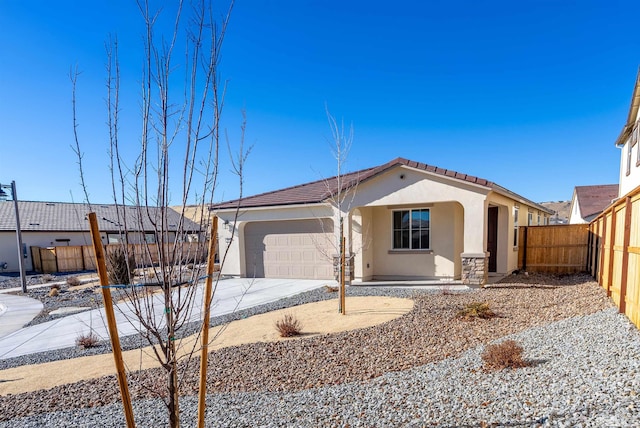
[598,216,607,290]
[619,197,632,314]
[607,207,618,297]
[522,226,528,271]
[586,229,592,273]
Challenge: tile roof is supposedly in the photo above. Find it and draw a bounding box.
[575,184,619,218]
[212,157,551,213]
[0,201,201,233]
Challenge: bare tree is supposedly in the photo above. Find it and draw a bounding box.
[71,1,246,426]
[320,107,364,313]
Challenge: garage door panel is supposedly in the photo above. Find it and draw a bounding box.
[244,219,334,280]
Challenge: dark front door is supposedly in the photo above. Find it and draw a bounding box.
[487,206,498,272]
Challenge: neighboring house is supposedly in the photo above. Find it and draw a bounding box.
[614,70,640,197]
[211,158,552,286]
[539,201,571,225]
[0,201,201,272]
[568,185,619,224]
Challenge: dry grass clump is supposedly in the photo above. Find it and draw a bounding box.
[48,288,59,297]
[76,332,100,349]
[457,302,496,320]
[324,285,338,293]
[106,247,134,285]
[40,274,55,283]
[482,340,529,371]
[275,314,302,337]
[66,276,81,286]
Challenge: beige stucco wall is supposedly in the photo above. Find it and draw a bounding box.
[360,202,463,280]
[347,165,489,256]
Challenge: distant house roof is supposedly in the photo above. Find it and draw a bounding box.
[0,201,201,233]
[574,184,619,219]
[212,157,552,213]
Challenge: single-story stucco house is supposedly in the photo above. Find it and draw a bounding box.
[212,158,552,286]
[0,201,201,272]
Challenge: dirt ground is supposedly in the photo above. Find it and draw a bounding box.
[0,296,413,396]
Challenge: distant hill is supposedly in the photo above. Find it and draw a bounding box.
[539,201,571,224]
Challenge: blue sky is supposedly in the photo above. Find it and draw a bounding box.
[1,0,638,205]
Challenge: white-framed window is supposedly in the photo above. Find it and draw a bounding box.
[627,141,633,176]
[145,232,157,244]
[537,214,541,225]
[636,126,640,166]
[392,208,430,250]
[513,206,519,247]
[528,212,533,226]
[107,233,124,244]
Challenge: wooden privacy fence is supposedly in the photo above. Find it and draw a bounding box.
[517,224,589,274]
[31,242,209,274]
[589,186,640,329]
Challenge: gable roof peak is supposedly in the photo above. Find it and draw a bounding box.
[211,157,499,210]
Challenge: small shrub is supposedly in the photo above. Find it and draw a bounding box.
[324,285,338,293]
[48,288,59,297]
[106,247,135,285]
[186,263,194,270]
[49,282,62,291]
[440,284,455,295]
[76,332,100,349]
[482,340,528,371]
[457,302,496,320]
[41,274,55,283]
[66,276,81,287]
[275,313,302,337]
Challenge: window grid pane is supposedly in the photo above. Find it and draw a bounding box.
[393,208,430,250]
[393,210,410,249]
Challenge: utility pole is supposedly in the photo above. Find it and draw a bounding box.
[0,181,27,293]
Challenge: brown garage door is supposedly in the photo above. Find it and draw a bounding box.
[244,219,334,279]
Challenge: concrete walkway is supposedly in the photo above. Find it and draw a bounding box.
[0,278,335,360]
[0,294,43,339]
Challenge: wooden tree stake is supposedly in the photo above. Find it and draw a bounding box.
[340,235,346,315]
[88,212,135,428]
[197,216,218,427]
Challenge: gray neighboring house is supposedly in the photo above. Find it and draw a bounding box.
[0,201,201,272]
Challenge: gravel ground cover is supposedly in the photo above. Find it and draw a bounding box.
[2,273,635,427]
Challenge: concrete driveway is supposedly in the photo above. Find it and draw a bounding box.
[0,278,334,360]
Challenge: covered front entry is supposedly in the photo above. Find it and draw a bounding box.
[243,219,334,279]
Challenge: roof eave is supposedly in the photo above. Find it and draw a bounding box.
[211,201,330,213]
[615,68,640,147]
[491,186,554,215]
